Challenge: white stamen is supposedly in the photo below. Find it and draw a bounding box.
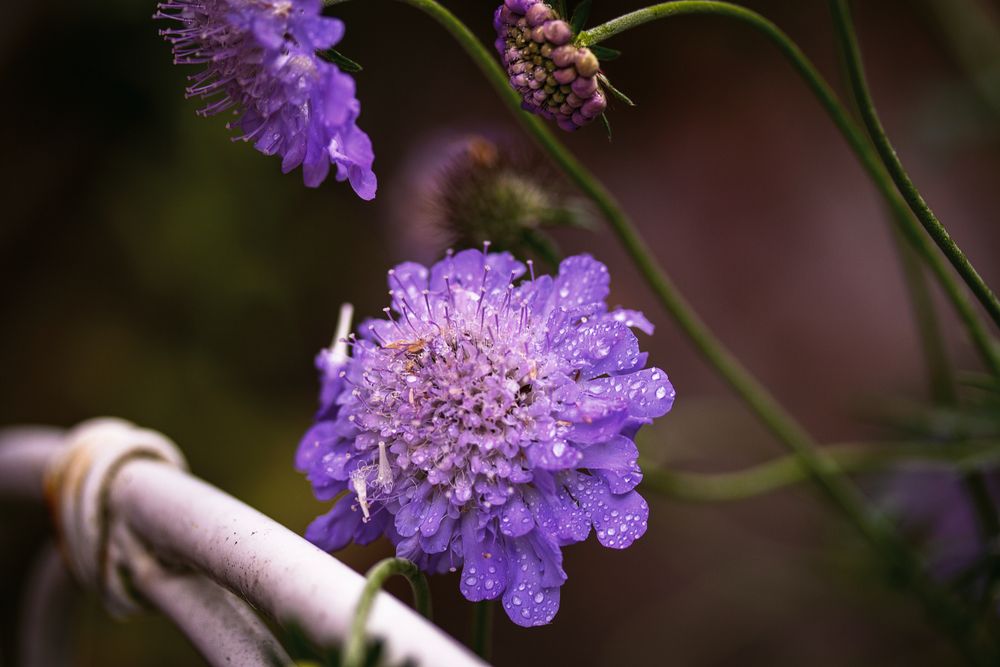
[376,441,393,492]
[351,469,370,522]
[329,303,354,364]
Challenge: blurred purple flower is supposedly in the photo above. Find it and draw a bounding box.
[884,470,994,582]
[297,249,674,626]
[156,0,376,197]
[494,0,606,131]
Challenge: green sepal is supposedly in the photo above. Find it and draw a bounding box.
[570,0,592,33]
[599,113,612,141]
[598,74,636,106]
[590,45,621,61]
[317,47,363,73]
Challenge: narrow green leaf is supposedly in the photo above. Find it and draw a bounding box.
[570,0,592,33]
[590,45,622,61]
[599,113,612,141]
[556,0,568,19]
[317,47,363,73]
[598,73,636,107]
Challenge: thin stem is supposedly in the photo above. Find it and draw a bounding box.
[337,0,993,658]
[829,0,1000,330]
[578,1,1000,377]
[471,601,494,661]
[828,0,1000,605]
[641,439,1000,502]
[343,558,432,667]
[897,232,1000,605]
[893,226,955,404]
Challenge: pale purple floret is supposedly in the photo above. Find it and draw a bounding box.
[155,0,376,197]
[296,249,674,626]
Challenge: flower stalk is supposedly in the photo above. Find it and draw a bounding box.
[641,439,1000,502]
[576,0,1000,376]
[828,0,1000,331]
[471,601,495,661]
[343,558,432,667]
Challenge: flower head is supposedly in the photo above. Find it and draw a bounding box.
[421,135,589,259]
[156,0,377,197]
[494,0,606,131]
[297,248,674,626]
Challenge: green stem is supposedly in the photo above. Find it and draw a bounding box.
[343,558,432,667]
[893,225,955,404]
[828,0,1000,606]
[578,1,1000,377]
[829,0,1000,331]
[471,601,494,661]
[641,439,1000,502]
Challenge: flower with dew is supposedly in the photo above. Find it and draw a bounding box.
[155,0,376,197]
[494,0,607,132]
[296,248,674,626]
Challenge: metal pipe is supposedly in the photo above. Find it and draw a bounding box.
[110,458,484,666]
[0,425,486,667]
[126,527,293,667]
[18,543,76,667]
[0,426,64,501]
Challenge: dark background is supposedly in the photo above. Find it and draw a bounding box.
[2,0,999,664]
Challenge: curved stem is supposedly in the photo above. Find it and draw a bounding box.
[641,439,1000,502]
[341,0,992,658]
[578,1,1000,377]
[343,558,432,667]
[827,0,1000,605]
[829,0,1000,330]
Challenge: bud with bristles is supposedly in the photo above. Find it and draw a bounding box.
[421,136,591,267]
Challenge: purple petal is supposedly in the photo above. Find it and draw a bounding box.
[575,475,649,549]
[526,439,582,470]
[459,515,508,601]
[295,421,338,472]
[579,436,642,493]
[501,535,562,627]
[585,368,675,420]
[420,514,456,554]
[500,494,535,537]
[305,498,361,552]
[557,320,642,378]
[607,308,654,335]
[553,254,609,315]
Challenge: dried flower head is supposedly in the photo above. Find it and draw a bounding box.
[422,136,588,263]
[494,0,606,131]
[156,0,376,197]
[297,248,674,626]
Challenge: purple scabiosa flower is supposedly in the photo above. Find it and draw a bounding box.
[155,0,377,197]
[494,0,606,131]
[297,248,675,626]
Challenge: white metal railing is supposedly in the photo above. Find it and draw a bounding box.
[0,419,486,667]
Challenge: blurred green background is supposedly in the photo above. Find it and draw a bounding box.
[2,0,999,664]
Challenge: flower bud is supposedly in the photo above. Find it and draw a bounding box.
[575,48,600,78]
[493,1,607,131]
[418,135,591,259]
[525,3,552,26]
